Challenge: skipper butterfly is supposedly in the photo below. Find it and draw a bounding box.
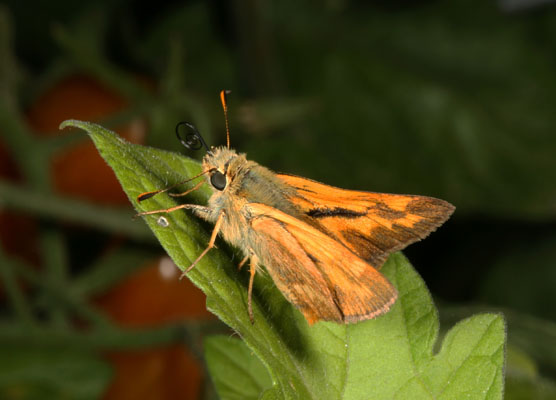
[137,91,454,324]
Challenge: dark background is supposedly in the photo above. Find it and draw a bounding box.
[0,0,555,398]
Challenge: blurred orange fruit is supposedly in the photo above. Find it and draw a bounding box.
[96,257,214,400]
[96,256,214,325]
[103,345,203,400]
[26,75,147,205]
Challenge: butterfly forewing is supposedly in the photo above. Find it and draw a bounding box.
[277,174,455,268]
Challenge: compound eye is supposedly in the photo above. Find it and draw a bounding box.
[210,171,227,190]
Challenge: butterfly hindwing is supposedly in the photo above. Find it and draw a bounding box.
[245,203,397,324]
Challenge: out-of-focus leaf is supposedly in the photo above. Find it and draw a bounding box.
[0,345,111,400]
[505,346,556,400]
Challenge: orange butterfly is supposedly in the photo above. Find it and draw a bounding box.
[137,91,454,324]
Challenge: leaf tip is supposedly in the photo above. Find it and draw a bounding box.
[59,119,84,131]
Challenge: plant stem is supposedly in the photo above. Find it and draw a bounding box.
[0,248,36,327]
[40,225,69,326]
[11,256,112,328]
[0,320,224,351]
[0,180,154,242]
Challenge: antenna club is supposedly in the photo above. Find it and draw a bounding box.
[137,191,158,202]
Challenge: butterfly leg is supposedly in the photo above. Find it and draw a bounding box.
[135,204,212,219]
[181,211,225,277]
[237,254,249,270]
[247,254,259,324]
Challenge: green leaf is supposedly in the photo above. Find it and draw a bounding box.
[443,306,556,399]
[63,120,506,399]
[204,336,272,400]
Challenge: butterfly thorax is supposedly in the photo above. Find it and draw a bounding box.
[202,147,301,249]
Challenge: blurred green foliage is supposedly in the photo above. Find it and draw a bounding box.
[1,0,556,398]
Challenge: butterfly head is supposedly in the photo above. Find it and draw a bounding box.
[202,146,243,192]
[175,90,247,194]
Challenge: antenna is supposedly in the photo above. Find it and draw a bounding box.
[220,90,232,149]
[175,121,210,152]
[136,168,212,202]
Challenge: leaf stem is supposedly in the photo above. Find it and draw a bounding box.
[0,248,36,327]
[0,320,224,351]
[11,255,111,328]
[0,180,154,242]
[40,225,70,326]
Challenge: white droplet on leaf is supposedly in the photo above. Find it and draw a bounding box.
[157,216,169,227]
